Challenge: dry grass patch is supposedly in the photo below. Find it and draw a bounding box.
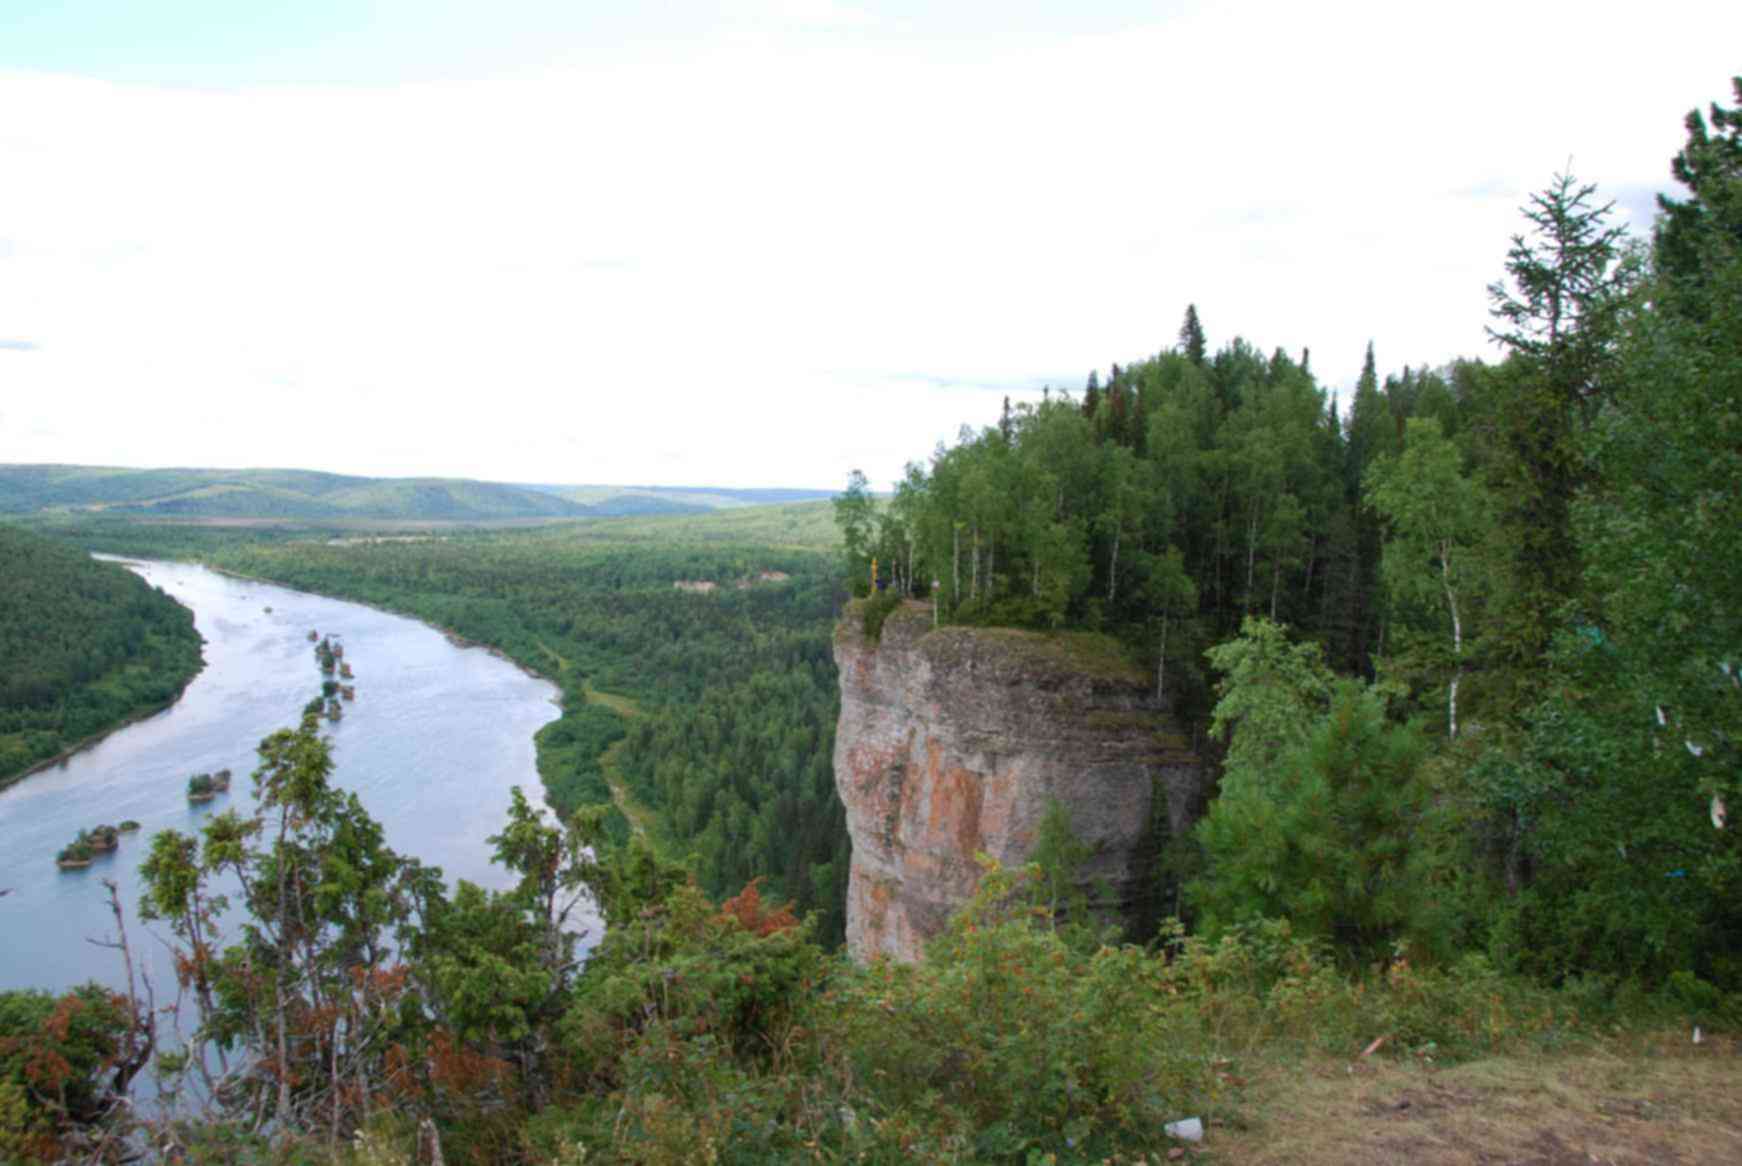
[582,681,664,841]
[581,680,643,721]
[1205,1034,1742,1165]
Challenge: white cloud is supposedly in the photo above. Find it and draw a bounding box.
[1,1,1738,488]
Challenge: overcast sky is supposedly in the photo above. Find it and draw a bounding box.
[2,1,1737,490]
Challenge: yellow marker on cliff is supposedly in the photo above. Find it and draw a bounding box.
[871,557,878,592]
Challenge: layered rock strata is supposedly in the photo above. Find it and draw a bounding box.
[833,600,1202,962]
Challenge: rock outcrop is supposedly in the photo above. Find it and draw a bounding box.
[833,600,1203,962]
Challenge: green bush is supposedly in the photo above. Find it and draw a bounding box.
[819,860,1217,1163]
[859,588,904,641]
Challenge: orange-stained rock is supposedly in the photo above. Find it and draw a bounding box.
[833,600,1203,962]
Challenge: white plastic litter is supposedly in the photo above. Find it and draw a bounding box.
[1164,1117,1204,1142]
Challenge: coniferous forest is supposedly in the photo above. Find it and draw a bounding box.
[0,525,203,784]
[1,77,1739,1165]
[836,85,1742,989]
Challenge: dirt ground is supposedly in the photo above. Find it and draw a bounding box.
[1195,1033,1742,1165]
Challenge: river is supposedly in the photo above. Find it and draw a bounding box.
[0,557,584,997]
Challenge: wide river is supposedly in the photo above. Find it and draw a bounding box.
[0,557,581,996]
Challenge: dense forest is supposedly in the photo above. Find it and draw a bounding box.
[0,525,203,784]
[2,78,1739,1166]
[838,82,1742,992]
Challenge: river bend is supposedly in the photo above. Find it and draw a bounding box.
[0,557,573,995]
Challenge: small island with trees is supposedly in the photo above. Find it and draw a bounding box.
[184,768,231,803]
[310,633,357,721]
[53,823,123,869]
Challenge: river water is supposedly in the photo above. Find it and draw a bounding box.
[0,558,580,997]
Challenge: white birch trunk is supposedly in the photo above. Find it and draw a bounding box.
[971,525,980,601]
[952,523,960,612]
[1442,538,1462,739]
[1245,503,1261,612]
[1108,527,1120,603]
[1157,615,1168,701]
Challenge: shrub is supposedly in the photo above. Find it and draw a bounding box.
[0,985,137,1158]
[818,860,1216,1163]
[859,588,904,641]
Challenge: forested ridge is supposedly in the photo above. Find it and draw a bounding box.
[0,524,203,784]
[837,314,1480,726]
[3,78,1741,1166]
[0,465,810,522]
[839,80,1742,990]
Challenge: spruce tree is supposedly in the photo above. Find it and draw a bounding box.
[1338,341,1389,672]
[1107,366,1128,444]
[1487,173,1629,413]
[1177,304,1207,365]
[1484,173,1631,670]
[1655,76,1742,307]
[1082,369,1101,420]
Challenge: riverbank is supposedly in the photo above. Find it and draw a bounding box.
[206,561,670,802]
[155,559,605,823]
[0,556,570,997]
[0,677,203,793]
[45,524,850,945]
[204,562,552,684]
[0,535,206,792]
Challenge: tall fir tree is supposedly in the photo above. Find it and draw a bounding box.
[1484,173,1631,671]
[1082,369,1102,420]
[1655,76,1742,308]
[1336,341,1389,672]
[1178,304,1207,365]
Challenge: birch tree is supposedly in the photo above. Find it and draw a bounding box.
[1365,417,1496,738]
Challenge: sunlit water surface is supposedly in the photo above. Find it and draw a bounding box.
[0,558,583,999]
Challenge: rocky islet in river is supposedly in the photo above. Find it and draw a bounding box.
[60,628,363,865]
[54,822,124,869]
[185,768,232,803]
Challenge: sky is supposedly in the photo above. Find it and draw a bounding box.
[2,1,1738,490]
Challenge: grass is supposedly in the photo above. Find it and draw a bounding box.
[530,640,660,843]
[582,681,662,843]
[892,611,1149,687]
[1207,1033,1742,1164]
[579,681,642,721]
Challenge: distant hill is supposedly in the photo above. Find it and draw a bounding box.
[0,466,835,523]
[529,483,836,510]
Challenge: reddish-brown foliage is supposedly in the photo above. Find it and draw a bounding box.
[717,878,799,938]
[428,1029,512,1098]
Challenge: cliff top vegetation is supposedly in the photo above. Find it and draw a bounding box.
[834,76,1742,1000]
[841,595,1150,689]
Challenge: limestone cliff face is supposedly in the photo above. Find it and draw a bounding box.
[833,600,1203,962]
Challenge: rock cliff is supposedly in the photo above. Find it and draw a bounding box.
[832,600,1203,962]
